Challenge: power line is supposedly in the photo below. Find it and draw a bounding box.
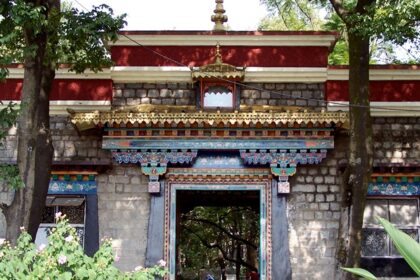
[72,0,420,113]
[119,33,420,113]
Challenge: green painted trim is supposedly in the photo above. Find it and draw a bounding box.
[168,183,268,280]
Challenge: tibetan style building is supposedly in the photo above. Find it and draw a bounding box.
[1,5,420,280]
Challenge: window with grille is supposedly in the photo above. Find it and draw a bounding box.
[35,196,86,248]
[362,198,420,257]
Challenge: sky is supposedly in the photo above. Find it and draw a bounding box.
[70,0,269,31]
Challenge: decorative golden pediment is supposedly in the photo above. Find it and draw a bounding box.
[191,44,245,80]
[69,104,348,130]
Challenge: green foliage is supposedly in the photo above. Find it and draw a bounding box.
[0,0,44,79]
[0,102,19,140]
[0,102,23,189]
[0,1,126,76]
[378,217,420,276]
[259,0,420,64]
[0,0,126,190]
[259,0,325,30]
[0,164,23,190]
[341,267,377,280]
[342,217,420,279]
[0,214,167,279]
[56,5,126,73]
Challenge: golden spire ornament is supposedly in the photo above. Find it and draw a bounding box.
[211,0,228,31]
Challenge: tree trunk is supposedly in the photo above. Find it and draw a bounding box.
[235,240,241,280]
[336,31,373,279]
[217,252,227,280]
[4,0,56,244]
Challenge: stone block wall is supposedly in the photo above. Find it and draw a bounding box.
[287,134,348,279]
[111,82,326,110]
[112,83,196,108]
[240,83,325,110]
[97,166,150,271]
[373,117,420,166]
[0,116,108,164]
[51,116,109,162]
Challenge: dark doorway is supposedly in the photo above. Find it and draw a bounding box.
[176,190,260,280]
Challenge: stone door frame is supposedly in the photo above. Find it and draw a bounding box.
[165,181,272,280]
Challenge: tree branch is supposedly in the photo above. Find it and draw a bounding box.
[294,0,314,29]
[329,0,349,21]
[184,227,258,272]
[186,217,258,249]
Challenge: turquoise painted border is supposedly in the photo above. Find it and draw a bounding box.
[368,182,420,196]
[169,184,267,280]
[48,180,97,195]
[103,138,334,151]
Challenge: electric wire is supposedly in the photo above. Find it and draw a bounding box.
[72,0,420,113]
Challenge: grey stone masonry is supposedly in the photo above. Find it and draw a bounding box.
[287,134,348,280]
[97,166,150,271]
[112,82,326,110]
[50,116,110,163]
[112,83,196,108]
[373,117,420,166]
[0,116,109,164]
[240,83,325,110]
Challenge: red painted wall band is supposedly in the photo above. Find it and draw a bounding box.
[326,80,420,101]
[2,78,418,102]
[0,79,112,101]
[111,46,329,67]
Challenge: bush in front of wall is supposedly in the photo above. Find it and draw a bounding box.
[0,213,167,280]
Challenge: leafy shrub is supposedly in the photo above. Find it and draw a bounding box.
[0,213,167,279]
[342,217,420,280]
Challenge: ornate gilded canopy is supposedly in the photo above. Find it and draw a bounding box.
[69,104,348,194]
[70,104,348,130]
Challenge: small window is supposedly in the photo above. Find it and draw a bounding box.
[362,199,420,257]
[35,196,86,248]
[203,86,233,109]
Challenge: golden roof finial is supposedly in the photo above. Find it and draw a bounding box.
[211,0,228,31]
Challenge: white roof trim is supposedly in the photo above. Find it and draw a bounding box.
[111,66,192,83]
[0,100,111,116]
[110,34,337,47]
[7,66,418,82]
[327,101,420,116]
[111,66,328,83]
[245,67,327,82]
[328,69,420,81]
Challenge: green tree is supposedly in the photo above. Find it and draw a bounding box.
[259,0,420,65]
[259,1,419,279]
[0,0,125,244]
[326,2,419,279]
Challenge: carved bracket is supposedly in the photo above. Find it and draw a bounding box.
[240,149,327,194]
[112,150,198,193]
